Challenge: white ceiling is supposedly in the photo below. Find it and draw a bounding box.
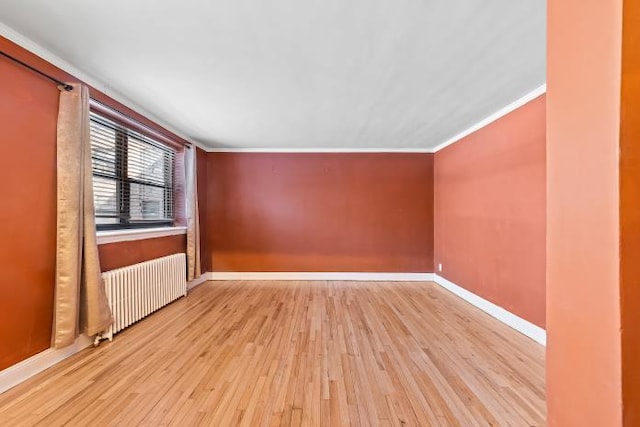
[0,1,545,150]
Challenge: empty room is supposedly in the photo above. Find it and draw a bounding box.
[0,1,638,426]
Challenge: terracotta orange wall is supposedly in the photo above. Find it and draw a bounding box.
[99,235,187,272]
[206,153,434,272]
[547,0,623,425]
[620,0,640,423]
[0,37,188,371]
[433,95,546,328]
[0,41,59,371]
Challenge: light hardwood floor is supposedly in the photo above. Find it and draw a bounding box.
[0,281,545,426]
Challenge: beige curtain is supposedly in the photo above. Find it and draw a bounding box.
[185,147,201,281]
[52,84,112,349]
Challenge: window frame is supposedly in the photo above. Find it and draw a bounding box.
[89,112,177,231]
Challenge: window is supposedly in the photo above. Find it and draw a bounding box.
[90,113,176,230]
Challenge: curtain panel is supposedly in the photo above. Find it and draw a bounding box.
[185,148,201,282]
[52,84,112,349]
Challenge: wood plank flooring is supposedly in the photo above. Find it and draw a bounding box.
[0,281,545,426]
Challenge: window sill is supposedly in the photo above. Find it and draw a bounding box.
[96,226,187,245]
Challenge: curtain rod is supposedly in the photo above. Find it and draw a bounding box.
[90,98,191,150]
[0,50,73,91]
[1,48,191,149]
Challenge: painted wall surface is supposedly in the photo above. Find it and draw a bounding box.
[547,0,623,425]
[0,37,188,371]
[206,153,434,272]
[99,235,187,272]
[620,0,640,423]
[0,40,59,371]
[433,95,546,328]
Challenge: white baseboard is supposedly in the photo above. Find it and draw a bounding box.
[206,272,435,282]
[203,271,545,345]
[0,271,544,396]
[0,334,93,395]
[187,273,209,291]
[0,273,207,395]
[433,274,546,346]
[0,272,206,395]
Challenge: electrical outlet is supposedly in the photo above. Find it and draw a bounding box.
[438,263,442,272]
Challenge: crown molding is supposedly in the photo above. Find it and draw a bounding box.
[205,147,437,153]
[201,85,546,153]
[0,23,208,152]
[1,23,545,155]
[430,84,547,153]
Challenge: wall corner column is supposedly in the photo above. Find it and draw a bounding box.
[548,0,640,424]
